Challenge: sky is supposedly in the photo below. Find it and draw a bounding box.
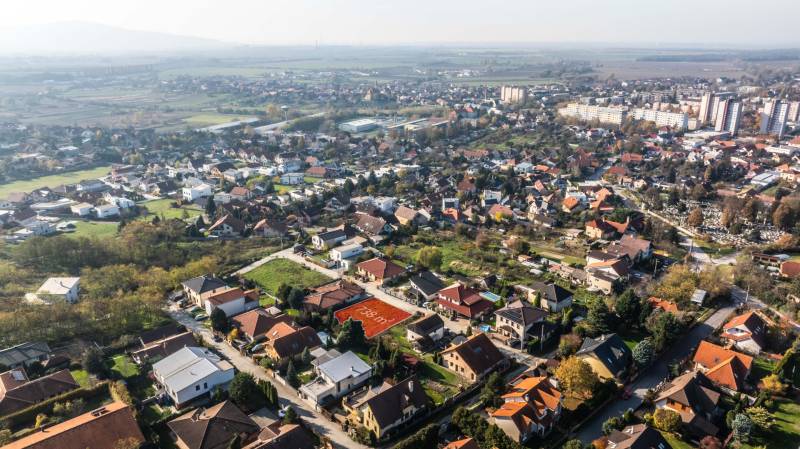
[3,0,800,47]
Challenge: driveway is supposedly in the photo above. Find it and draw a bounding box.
[169,307,369,449]
[574,302,736,443]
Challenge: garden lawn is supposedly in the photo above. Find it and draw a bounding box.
[658,431,693,449]
[70,369,91,388]
[0,166,113,199]
[740,399,800,449]
[66,221,119,240]
[139,198,202,220]
[109,354,140,378]
[243,259,331,295]
[751,357,776,383]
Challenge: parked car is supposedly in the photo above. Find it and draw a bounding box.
[194,313,208,321]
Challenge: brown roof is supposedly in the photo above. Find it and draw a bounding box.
[444,438,479,449]
[356,258,405,281]
[354,213,388,236]
[0,369,79,416]
[394,205,419,221]
[303,280,364,310]
[232,309,294,339]
[362,377,430,429]
[230,187,251,197]
[208,214,246,234]
[130,331,197,362]
[2,401,144,449]
[168,400,260,449]
[269,327,322,359]
[780,261,800,278]
[241,423,316,449]
[205,287,245,306]
[441,333,506,377]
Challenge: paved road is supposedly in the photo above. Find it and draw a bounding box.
[575,302,736,443]
[170,306,369,449]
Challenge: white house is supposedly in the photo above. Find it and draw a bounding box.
[23,220,54,236]
[94,204,120,219]
[29,277,80,304]
[182,183,213,202]
[152,347,235,407]
[202,287,257,317]
[70,203,94,217]
[280,173,304,185]
[299,351,372,408]
[329,243,364,263]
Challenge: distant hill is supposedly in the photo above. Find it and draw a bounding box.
[0,21,234,55]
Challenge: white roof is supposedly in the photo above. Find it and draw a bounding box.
[37,277,79,295]
[318,350,371,383]
[153,346,232,392]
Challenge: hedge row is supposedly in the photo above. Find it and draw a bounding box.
[0,381,110,430]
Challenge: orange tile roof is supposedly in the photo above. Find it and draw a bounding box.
[562,196,581,210]
[648,297,680,314]
[693,340,753,372]
[444,438,479,449]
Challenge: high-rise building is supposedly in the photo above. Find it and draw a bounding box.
[714,99,742,135]
[788,101,800,123]
[500,86,528,104]
[698,92,735,125]
[760,100,790,138]
[630,108,689,129]
[557,103,627,125]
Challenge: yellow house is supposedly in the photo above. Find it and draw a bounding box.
[574,333,631,382]
[343,377,430,439]
[440,333,507,383]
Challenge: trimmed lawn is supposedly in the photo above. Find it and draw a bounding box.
[183,113,256,127]
[139,198,202,220]
[0,166,113,199]
[273,184,295,194]
[659,431,693,449]
[304,176,324,184]
[741,399,800,449]
[243,259,331,296]
[109,354,139,378]
[751,357,776,383]
[67,221,118,240]
[70,369,91,388]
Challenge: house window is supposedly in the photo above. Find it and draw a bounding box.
[195,385,200,391]
[203,382,208,389]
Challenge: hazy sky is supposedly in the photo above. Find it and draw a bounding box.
[4,0,800,47]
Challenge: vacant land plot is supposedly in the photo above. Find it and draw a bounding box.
[243,258,331,296]
[139,199,202,220]
[67,221,118,240]
[334,297,412,338]
[0,166,112,199]
[183,113,257,127]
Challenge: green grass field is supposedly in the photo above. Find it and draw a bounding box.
[243,259,331,296]
[109,354,140,378]
[139,199,202,220]
[70,369,91,388]
[66,221,118,240]
[0,166,113,199]
[182,113,257,127]
[741,399,800,449]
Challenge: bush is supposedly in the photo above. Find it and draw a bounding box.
[0,382,109,430]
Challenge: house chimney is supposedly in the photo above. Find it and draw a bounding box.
[408,380,414,392]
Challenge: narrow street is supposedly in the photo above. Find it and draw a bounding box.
[169,307,369,449]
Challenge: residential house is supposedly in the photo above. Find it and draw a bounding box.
[182,275,228,307]
[585,258,629,294]
[312,228,349,250]
[279,173,304,185]
[208,214,246,237]
[253,219,289,238]
[152,347,235,407]
[490,376,562,442]
[655,371,720,437]
[241,423,316,449]
[229,186,252,202]
[405,314,446,351]
[0,401,144,449]
[444,438,480,449]
[203,287,258,317]
[231,309,294,342]
[356,258,405,285]
[527,281,573,312]
[130,331,197,365]
[435,283,494,319]
[168,400,260,449]
[721,311,769,355]
[70,202,93,217]
[329,243,364,269]
[94,204,120,219]
[0,369,79,416]
[302,280,365,313]
[494,300,549,347]
[441,333,507,383]
[606,424,673,449]
[299,350,372,407]
[30,277,80,304]
[561,196,584,214]
[692,341,753,393]
[606,235,653,264]
[409,271,446,301]
[394,206,427,226]
[779,261,800,278]
[585,218,629,240]
[183,183,213,202]
[354,213,392,243]
[265,326,322,360]
[0,342,51,369]
[575,333,631,381]
[344,377,430,439]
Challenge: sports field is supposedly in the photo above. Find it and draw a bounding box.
[334,297,412,338]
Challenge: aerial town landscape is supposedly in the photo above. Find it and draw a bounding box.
[1,2,800,449]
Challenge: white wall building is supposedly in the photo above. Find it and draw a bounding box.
[761,100,790,138]
[152,347,235,407]
[182,183,213,202]
[557,103,627,126]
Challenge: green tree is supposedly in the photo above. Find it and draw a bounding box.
[337,318,366,350]
[415,246,443,271]
[283,406,298,424]
[732,413,753,442]
[587,299,615,335]
[614,289,642,327]
[480,372,505,408]
[205,197,217,218]
[562,440,585,449]
[210,307,230,333]
[554,356,598,400]
[646,312,685,351]
[393,424,439,449]
[746,406,773,431]
[82,346,107,378]
[228,372,266,412]
[286,360,299,387]
[602,416,623,435]
[632,339,655,367]
[653,408,681,432]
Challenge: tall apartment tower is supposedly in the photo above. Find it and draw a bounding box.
[714,99,742,135]
[788,101,800,123]
[760,100,790,138]
[698,91,735,125]
[500,86,528,104]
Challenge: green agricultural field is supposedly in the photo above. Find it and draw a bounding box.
[243,259,331,296]
[139,199,202,220]
[0,166,113,199]
[182,113,257,127]
[67,221,119,240]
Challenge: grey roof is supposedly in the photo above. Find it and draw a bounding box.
[407,314,444,335]
[530,281,573,303]
[181,275,227,295]
[318,350,371,383]
[0,342,50,367]
[576,333,631,377]
[410,271,446,296]
[153,347,231,392]
[317,229,347,241]
[495,300,547,326]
